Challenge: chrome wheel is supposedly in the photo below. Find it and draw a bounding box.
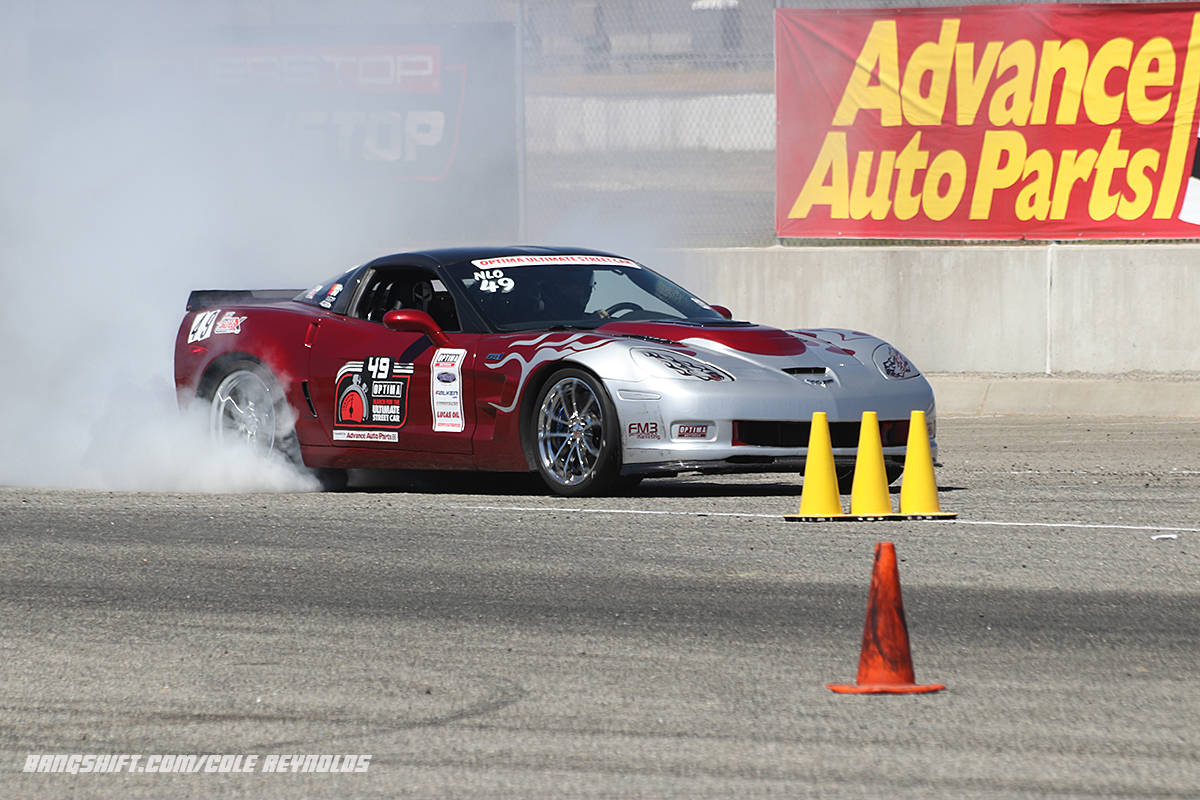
[537,376,602,487]
[209,366,278,455]
[532,369,622,495]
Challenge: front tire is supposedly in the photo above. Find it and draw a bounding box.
[531,368,623,497]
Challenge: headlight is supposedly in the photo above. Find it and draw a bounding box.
[872,344,920,380]
[630,349,734,382]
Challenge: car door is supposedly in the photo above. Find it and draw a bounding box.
[305,267,477,457]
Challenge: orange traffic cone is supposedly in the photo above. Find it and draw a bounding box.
[828,542,945,694]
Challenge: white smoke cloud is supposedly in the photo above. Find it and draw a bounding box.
[0,10,367,493]
[0,4,684,493]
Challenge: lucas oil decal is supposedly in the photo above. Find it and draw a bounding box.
[430,348,468,433]
[332,357,413,442]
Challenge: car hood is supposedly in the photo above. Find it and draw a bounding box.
[597,320,878,374]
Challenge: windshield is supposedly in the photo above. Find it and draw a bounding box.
[445,256,727,332]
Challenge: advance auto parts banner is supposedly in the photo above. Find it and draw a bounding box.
[776,4,1200,239]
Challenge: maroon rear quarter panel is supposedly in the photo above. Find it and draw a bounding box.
[174,304,327,445]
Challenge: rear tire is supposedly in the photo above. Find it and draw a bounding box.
[202,359,300,463]
[530,368,623,497]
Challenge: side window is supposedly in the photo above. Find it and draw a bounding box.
[356,269,461,332]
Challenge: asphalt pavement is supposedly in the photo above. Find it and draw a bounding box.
[1,414,1198,799]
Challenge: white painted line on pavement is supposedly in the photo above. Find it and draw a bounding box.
[449,504,779,519]
[447,504,1196,532]
[950,520,1199,534]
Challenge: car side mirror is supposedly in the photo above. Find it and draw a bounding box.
[382,308,452,348]
[710,304,733,320]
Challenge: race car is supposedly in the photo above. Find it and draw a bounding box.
[174,246,937,496]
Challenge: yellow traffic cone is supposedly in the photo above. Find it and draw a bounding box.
[849,411,897,518]
[785,412,844,520]
[899,410,956,519]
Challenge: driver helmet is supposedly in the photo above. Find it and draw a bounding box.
[541,268,595,316]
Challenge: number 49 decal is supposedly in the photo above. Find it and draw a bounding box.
[366,356,392,380]
[473,269,514,293]
[187,309,221,343]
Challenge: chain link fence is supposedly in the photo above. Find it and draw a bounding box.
[522,1,776,247]
[5,1,1155,252]
[424,0,779,247]
[0,0,778,252]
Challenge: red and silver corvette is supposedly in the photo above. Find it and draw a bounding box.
[174,246,937,495]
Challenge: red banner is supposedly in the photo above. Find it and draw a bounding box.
[776,4,1200,239]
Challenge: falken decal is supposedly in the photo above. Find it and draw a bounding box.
[332,357,413,442]
[431,348,467,432]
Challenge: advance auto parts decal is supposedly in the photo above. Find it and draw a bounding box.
[333,357,413,443]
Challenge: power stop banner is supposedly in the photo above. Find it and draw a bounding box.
[776,4,1200,239]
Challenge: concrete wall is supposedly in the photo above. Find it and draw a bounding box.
[664,244,1200,376]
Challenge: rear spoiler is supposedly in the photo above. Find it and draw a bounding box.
[186,289,301,312]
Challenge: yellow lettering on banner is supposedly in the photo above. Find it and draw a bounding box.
[832,20,902,127]
[1154,12,1200,217]
[789,131,850,218]
[1128,37,1175,124]
[901,19,960,125]
[1118,148,1161,219]
[1016,150,1055,221]
[799,14,1198,226]
[893,133,930,220]
[922,150,967,220]
[1031,40,1088,125]
[954,41,1002,125]
[1083,38,1133,125]
[970,130,1026,218]
[989,40,1036,126]
[850,150,896,220]
[1050,148,1099,219]
[1089,129,1131,220]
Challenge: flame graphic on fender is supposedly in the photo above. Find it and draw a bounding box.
[485,333,611,413]
[789,329,870,356]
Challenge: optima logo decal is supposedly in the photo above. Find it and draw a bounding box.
[332,357,412,441]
